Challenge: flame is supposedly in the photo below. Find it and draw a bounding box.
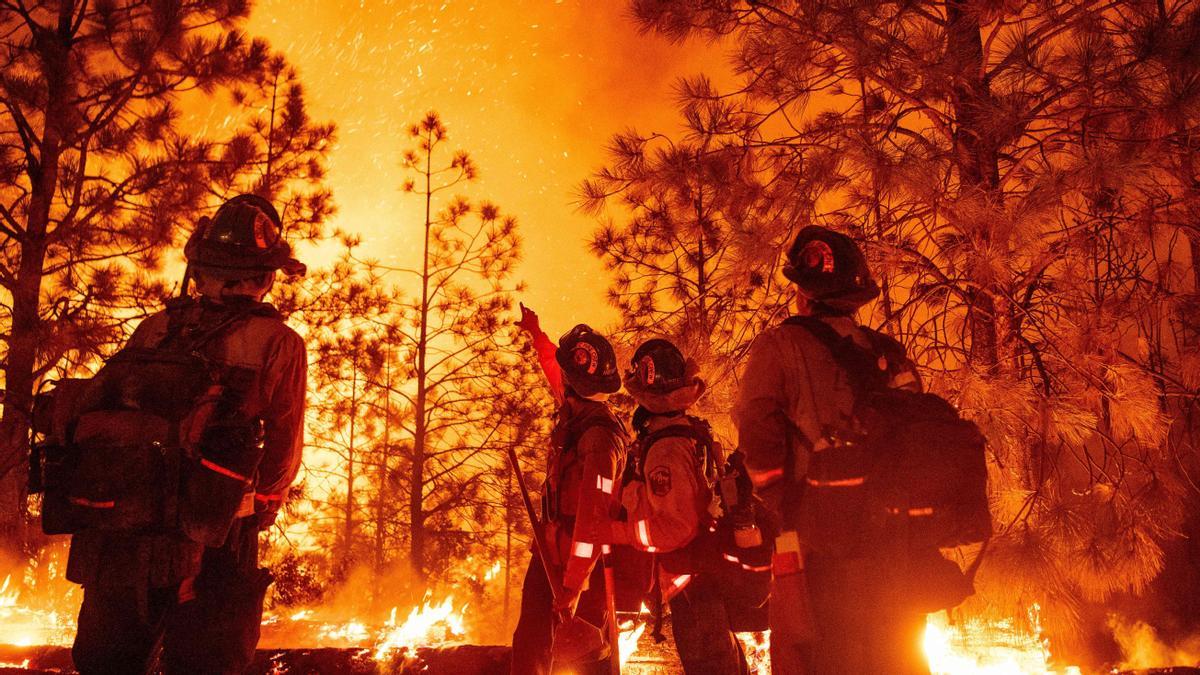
[736,630,771,674]
[260,591,470,659]
[0,573,77,647]
[617,603,650,666]
[924,606,1082,675]
[373,593,467,660]
[482,561,502,583]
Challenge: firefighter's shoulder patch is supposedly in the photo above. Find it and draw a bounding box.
[648,466,672,496]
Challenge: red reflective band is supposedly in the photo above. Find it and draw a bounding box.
[595,475,614,494]
[888,506,935,517]
[69,497,115,509]
[255,492,285,503]
[723,553,739,563]
[636,520,653,548]
[772,551,803,576]
[806,476,865,487]
[200,458,251,484]
[748,466,784,487]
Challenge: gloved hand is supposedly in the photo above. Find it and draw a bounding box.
[515,302,541,335]
[553,585,582,625]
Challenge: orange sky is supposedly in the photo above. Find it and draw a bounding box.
[246,0,730,332]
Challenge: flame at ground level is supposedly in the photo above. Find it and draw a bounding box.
[2,564,1192,675]
[925,606,1082,675]
[0,574,76,648]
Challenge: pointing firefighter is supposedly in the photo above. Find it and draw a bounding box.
[37,195,308,674]
[735,226,979,674]
[511,305,628,674]
[606,338,768,675]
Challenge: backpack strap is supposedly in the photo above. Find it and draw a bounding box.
[631,416,716,487]
[159,298,279,357]
[782,315,892,396]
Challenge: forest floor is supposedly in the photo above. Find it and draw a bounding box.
[0,618,686,674]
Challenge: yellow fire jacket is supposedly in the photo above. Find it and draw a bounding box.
[127,298,308,511]
[66,296,307,589]
[609,413,711,554]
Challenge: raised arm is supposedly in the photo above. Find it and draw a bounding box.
[515,303,564,404]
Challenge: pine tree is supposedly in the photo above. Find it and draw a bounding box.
[378,112,528,581]
[581,89,807,427]
[632,0,1200,657]
[0,0,336,556]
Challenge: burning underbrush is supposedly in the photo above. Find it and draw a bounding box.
[2,548,1199,673]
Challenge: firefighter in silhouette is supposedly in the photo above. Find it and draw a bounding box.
[606,338,754,675]
[734,225,954,674]
[512,305,628,674]
[64,195,308,674]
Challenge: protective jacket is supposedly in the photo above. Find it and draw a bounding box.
[734,313,934,675]
[66,297,307,588]
[610,413,711,556]
[733,314,919,523]
[545,396,628,594]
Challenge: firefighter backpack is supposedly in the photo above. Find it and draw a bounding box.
[783,316,992,558]
[625,415,772,631]
[31,299,273,546]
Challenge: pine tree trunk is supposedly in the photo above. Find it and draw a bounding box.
[343,367,358,568]
[409,132,435,583]
[0,13,71,556]
[946,0,1001,370]
[503,468,513,631]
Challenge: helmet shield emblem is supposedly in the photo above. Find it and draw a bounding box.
[574,342,599,374]
[802,239,836,274]
[638,355,656,386]
[253,211,280,249]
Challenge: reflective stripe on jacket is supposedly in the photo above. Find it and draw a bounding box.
[612,414,709,554]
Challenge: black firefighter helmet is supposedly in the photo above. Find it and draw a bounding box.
[782,225,879,313]
[555,324,621,399]
[627,339,689,396]
[184,194,306,279]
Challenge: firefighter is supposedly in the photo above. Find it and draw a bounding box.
[734,225,930,674]
[512,305,628,674]
[68,194,308,674]
[608,338,750,675]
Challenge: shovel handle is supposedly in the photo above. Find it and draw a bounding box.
[506,445,563,602]
[603,552,622,673]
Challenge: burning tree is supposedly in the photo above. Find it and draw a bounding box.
[0,0,335,558]
[628,0,1200,663]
